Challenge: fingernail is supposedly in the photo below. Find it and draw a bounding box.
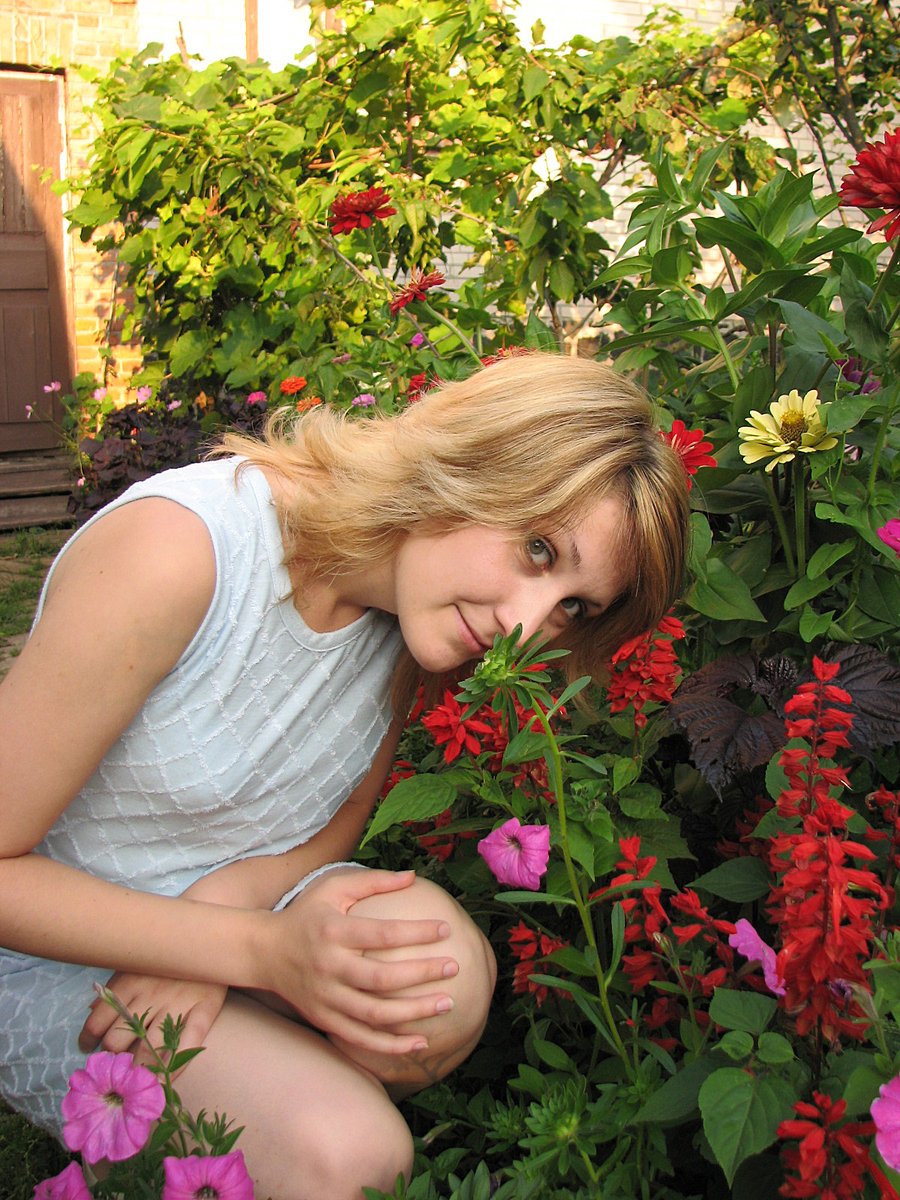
[412,1039,428,1051]
[437,921,451,938]
[442,960,459,978]
[435,997,453,1013]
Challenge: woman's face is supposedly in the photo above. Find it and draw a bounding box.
[388,496,627,673]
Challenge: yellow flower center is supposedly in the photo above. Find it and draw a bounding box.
[778,413,809,446]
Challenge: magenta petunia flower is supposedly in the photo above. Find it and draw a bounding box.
[351,393,377,407]
[162,1151,255,1200]
[478,818,550,890]
[872,1074,900,1170]
[61,1050,166,1164]
[876,516,900,557]
[728,918,786,996]
[33,1162,92,1200]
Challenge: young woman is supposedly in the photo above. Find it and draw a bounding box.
[0,352,689,1199]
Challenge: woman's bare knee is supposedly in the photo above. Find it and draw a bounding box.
[328,874,497,1093]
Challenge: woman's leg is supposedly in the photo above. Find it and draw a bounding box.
[174,991,413,1200]
[325,872,498,1097]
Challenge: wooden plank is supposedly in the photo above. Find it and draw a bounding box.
[0,492,73,530]
[0,233,48,290]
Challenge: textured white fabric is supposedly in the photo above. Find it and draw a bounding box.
[0,459,403,1136]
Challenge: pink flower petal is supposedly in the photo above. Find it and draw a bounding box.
[61,1051,165,1163]
[728,918,786,996]
[162,1150,255,1200]
[33,1162,92,1200]
[478,818,550,890]
[872,1075,900,1170]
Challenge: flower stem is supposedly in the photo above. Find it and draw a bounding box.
[793,459,807,576]
[866,401,897,504]
[419,300,482,365]
[764,471,797,577]
[868,239,900,313]
[529,702,630,1069]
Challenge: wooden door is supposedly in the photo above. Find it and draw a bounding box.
[0,71,71,452]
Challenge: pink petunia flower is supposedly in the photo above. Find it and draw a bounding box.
[33,1161,92,1200]
[872,1075,900,1171]
[162,1150,255,1200]
[409,332,426,348]
[43,380,62,393]
[25,404,34,419]
[61,1051,166,1164]
[92,387,107,401]
[478,818,550,890]
[728,918,786,996]
[135,385,153,404]
[876,516,900,557]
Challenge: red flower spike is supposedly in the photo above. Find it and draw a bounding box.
[389,268,446,315]
[779,1092,889,1199]
[661,420,717,490]
[839,128,900,241]
[607,612,685,731]
[421,690,494,764]
[329,186,397,235]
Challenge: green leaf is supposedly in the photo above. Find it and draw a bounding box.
[532,1037,575,1071]
[845,299,889,360]
[693,857,771,902]
[784,572,831,609]
[502,730,547,766]
[650,245,692,287]
[523,65,549,104]
[612,757,641,794]
[709,989,777,1035]
[633,1056,722,1123]
[806,539,855,579]
[687,559,767,622]
[799,604,835,643]
[361,773,456,846]
[168,328,213,377]
[548,259,576,301]
[618,783,665,821]
[756,1033,795,1066]
[699,1068,795,1185]
[718,1031,754,1060]
[826,394,876,433]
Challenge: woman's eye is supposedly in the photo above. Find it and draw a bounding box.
[526,537,553,567]
[560,596,587,621]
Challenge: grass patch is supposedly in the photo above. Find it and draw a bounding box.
[0,1102,72,1199]
[0,527,70,644]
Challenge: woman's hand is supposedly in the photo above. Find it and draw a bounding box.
[78,971,228,1071]
[266,868,459,1056]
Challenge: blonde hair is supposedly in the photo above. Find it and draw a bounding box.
[218,353,690,711]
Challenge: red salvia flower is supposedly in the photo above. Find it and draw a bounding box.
[778,1092,895,1199]
[606,613,686,730]
[279,376,307,395]
[329,185,397,235]
[661,420,717,490]
[421,689,494,764]
[767,659,890,1045]
[839,127,900,241]
[508,921,570,1007]
[390,268,446,315]
[480,346,533,367]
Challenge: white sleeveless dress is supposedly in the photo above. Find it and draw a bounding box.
[0,458,403,1136]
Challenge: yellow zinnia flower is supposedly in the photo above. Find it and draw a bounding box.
[738,389,838,472]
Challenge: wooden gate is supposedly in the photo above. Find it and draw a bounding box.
[0,71,71,453]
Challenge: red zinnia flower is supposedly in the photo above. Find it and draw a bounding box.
[329,186,397,235]
[661,420,717,490]
[280,376,307,395]
[389,268,446,316]
[839,128,900,241]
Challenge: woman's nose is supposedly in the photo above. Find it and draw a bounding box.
[496,589,565,644]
